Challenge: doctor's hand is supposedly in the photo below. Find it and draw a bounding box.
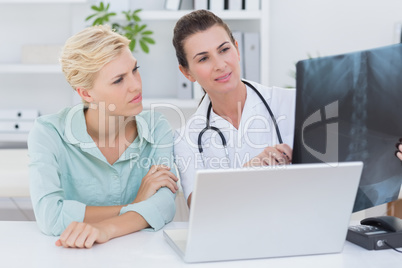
[243,144,292,167]
[396,138,402,161]
[55,221,110,248]
[133,165,178,203]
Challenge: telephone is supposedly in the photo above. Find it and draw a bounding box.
[346,216,402,250]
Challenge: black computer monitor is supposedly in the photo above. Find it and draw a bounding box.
[293,43,402,212]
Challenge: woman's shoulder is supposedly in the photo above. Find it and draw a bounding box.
[33,107,75,133]
[28,107,76,149]
[136,110,172,133]
[137,110,167,124]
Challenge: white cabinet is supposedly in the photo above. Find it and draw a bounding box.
[0,0,269,143]
[0,64,61,73]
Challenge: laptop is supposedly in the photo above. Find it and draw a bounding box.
[164,162,363,263]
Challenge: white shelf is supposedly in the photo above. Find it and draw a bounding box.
[0,133,28,143]
[140,10,262,21]
[0,3,269,143]
[0,64,61,74]
[0,0,86,3]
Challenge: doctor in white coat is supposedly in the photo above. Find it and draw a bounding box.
[172,10,296,207]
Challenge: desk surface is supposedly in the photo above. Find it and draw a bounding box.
[1,221,401,268]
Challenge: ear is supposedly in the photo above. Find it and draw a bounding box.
[76,87,93,103]
[235,40,241,62]
[179,65,196,83]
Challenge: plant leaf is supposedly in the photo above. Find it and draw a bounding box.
[142,37,155,44]
[124,25,135,35]
[129,39,136,52]
[112,23,120,31]
[132,24,140,33]
[106,12,116,20]
[137,24,146,32]
[139,40,149,53]
[133,15,141,22]
[93,17,103,25]
[91,5,101,11]
[85,3,154,53]
[85,13,97,21]
[125,31,133,40]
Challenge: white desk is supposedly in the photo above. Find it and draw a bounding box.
[1,221,400,268]
[0,149,29,197]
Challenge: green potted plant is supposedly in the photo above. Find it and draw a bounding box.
[85,2,155,53]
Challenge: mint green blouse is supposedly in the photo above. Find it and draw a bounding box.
[28,104,176,236]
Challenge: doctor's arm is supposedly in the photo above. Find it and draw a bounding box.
[243,85,296,167]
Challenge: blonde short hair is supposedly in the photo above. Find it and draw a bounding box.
[60,25,130,92]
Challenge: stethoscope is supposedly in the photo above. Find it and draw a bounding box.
[197,80,283,166]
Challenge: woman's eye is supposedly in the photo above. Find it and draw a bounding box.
[220,47,230,53]
[199,57,208,62]
[133,65,140,73]
[113,77,123,84]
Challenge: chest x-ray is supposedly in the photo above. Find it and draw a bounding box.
[293,43,402,212]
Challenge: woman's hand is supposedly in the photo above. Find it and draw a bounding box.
[243,144,292,167]
[133,165,178,203]
[55,221,109,248]
[396,138,402,161]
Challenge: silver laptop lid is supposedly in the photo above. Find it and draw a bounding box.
[184,162,363,262]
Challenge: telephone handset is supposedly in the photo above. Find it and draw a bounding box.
[361,216,402,233]
[346,216,402,250]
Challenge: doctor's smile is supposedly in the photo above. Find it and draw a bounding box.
[215,72,232,82]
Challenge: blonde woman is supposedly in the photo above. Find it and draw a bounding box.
[28,25,178,248]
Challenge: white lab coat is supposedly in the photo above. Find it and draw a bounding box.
[174,80,296,201]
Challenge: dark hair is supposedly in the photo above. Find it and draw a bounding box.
[172,9,235,69]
